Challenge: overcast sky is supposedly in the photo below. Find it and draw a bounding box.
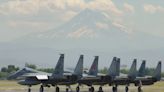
[0,0,164,42]
[0,0,164,71]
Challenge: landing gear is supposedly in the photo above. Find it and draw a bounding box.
[138,86,142,92]
[66,87,69,92]
[28,85,31,92]
[138,80,142,92]
[40,85,44,92]
[112,86,115,92]
[125,85,129,92]
[66,85,72,92]
[76,86,80,92]
[28,87,31,92]
[98,86,103,92]
[115,85,118,92]
[56,86,59,92]
[112,85,117,92]
[89,86,94,92]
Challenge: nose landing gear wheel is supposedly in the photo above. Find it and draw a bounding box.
[40,85,44,92]
[125,86,129,92]
[56,86,59,92]
[28,85,31,92]
[98,86,103,92]
[90,86,94,92]
[66,88,68,92]
[28,87,31,92]
[76,86,80,92]
[138,86,142,92]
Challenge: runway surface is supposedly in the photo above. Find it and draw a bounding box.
[0,85,164,92]
[0,81,164,92]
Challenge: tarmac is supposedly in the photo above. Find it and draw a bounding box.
[0,85,161,92]
[0,81,164,92]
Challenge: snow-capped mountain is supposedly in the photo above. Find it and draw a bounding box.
[14,9,133,50]
[13,9,164,51]
[0,9,164,69]
[24,9,129,39]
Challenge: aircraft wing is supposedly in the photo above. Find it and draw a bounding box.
[20,72,51,80]
[36,75,48,80]
[22,72,51,76]
[7,67,43,80]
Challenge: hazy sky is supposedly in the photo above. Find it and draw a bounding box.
[0,0,164,70]
[0,0,164,42]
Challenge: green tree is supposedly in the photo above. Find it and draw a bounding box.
[38,68,54,73]
[99,67,108,74]
[25,63,37,69]
[161,72,164,77]
[120,69,129,74]
[1,67,7,72]
[7,65,16,73]
[145,68,155,76]
[0,72,8,79]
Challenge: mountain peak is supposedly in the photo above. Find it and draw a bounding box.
[80,8,97,15]
[24,8,129,40]
[72,9,109,23]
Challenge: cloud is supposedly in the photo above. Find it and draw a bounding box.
[0,0,122,16]
[0,0,125,39]
[123,3,135,13]
[87,0,123,16]
[144,4,164,14]
[0,0,39,15]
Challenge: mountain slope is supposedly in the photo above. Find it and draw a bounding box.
[13,9,164,51]
[0,9,163,69]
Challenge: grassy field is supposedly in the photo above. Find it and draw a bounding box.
[0,80,164,92]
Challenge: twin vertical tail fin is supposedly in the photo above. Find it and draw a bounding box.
[74,55,84,77]
[108,57,120,76]
[153,61,161,81]
[138,60,146,77]
[128,59,137,79]
[116,58,120,76]
[51,54,64,78]
[88,56,99,76]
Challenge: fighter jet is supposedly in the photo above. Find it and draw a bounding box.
[110,59,147,91]
[77,57,120,92]
[17,54,64,92]
[111,59,161,92]
[133,61,162,91]
[112,59,137,85]
[15,54,84,92]
[51,55,83,92]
